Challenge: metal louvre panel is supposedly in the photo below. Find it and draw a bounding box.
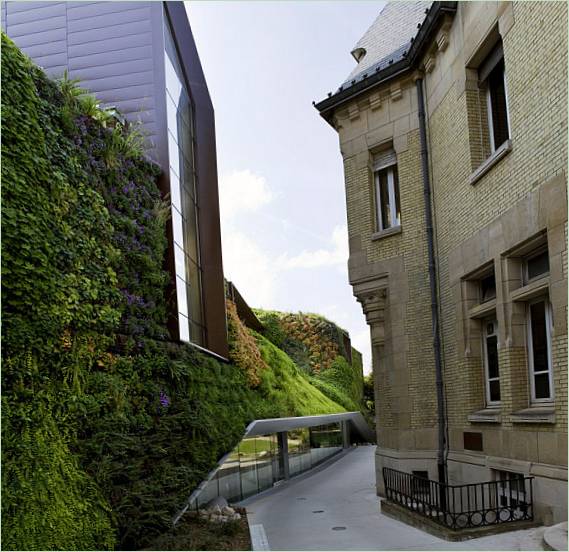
[373,148,397,171]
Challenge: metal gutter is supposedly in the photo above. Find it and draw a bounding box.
[314,1,457,123]
[416,77,447,492]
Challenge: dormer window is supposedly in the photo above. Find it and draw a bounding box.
[351,47,367,63]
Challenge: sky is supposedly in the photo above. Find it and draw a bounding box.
[186,1,386,374]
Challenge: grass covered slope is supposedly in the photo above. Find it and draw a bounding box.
[226,299,344,416]
[255,309,366,414]
[256,331,345,415]
[1,34,347,551]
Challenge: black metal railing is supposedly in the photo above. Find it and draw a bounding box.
[383,467,533,530]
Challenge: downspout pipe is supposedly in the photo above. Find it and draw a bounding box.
[415,77,447,491]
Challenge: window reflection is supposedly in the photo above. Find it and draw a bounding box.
[164,14,205,345]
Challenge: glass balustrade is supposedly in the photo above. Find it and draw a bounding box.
[192,422,345,507]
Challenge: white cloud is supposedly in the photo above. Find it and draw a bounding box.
[218,169,276,304]
[222,230,275,307]
[219,169,273,220]
[276,224,349,270]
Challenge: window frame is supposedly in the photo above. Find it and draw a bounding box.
[523,245,550,285]
[373,160,400,232]
[478,38,511,154]
[485,64,511,153]
[483,318,501,406]
[527,296,554,404]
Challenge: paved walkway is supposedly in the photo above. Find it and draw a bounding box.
[242,446,545,550]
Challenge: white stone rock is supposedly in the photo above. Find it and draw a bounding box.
[206,496,229,510]
[221,506,235,515]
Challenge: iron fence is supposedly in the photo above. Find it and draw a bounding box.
[382,467,534,530]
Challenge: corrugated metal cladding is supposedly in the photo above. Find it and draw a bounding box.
[2,1,162,155]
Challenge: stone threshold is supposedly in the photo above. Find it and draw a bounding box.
[380,499,539,542]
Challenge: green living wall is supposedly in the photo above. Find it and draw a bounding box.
[1,34,354,550]
[255,310,367,414]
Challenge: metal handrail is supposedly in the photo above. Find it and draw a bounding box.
[383,467,534,530]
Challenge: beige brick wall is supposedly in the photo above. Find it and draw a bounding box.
[332,1,567,510]
[425,0,567,463]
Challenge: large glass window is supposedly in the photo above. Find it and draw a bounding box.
[527,298,553,402]
[164,14,205,345]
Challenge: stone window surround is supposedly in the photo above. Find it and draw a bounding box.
[464,25,513,180]
[450,175,567,425]
[461,262,500,416]
[461,235,556,423]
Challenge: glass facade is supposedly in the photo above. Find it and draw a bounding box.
[164,14,205,345]
[191,423,345,508]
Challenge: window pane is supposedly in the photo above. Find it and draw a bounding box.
[178,312,190,342]
[530,301,549,373]
[176,275,188,317]
[169,170,181,211]
[481,274,496,302]
[183,194,199,264]
[486,335,499,379]
[186,257,203,325]
[527,251,549,280]
[190,321,205,346]
[534,373,550,400]
[489,380,501,402]
[378,170,391,229]
[488,62,509,148]
[168,130,181,177]
[392,166,401,225]
[171,206,184,249]
[174,243,185,280]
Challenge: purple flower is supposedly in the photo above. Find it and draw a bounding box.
[159,391,170,408]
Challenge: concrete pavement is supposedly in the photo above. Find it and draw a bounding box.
[242,446,545,550]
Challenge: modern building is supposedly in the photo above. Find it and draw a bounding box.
[316,1,567,526]
[2,1,229,358]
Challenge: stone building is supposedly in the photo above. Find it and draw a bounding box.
[316,1,567,524]
[2,1,229,358]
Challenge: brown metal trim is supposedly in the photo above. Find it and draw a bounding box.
[226,281,264,332]
[164,1,229,358]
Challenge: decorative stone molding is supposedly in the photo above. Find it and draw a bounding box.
[390,85,402,101]
[348,103,360,121]
[424,54,436,74]
[356,287,387,346]
[436,30,449,52]
[369,92,382,111]
[358,288,386,325]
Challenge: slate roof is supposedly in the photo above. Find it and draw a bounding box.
[342,1,432,87]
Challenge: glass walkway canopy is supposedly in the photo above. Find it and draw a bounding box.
[176,412,374,519]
